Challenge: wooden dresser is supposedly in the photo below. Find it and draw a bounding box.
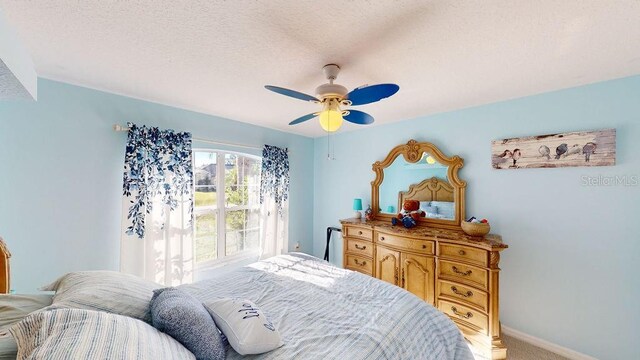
[341,218,508,359]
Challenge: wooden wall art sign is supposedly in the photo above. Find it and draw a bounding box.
[492,129,616,169]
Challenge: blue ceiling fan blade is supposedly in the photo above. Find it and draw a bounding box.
[345,83,399,106]
[344,110,374,125]
[289,113,317,125]
[265,85,319,102]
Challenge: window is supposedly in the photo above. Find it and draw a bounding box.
[193,150,262,266]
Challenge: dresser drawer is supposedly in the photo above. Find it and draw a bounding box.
[438,300,489,335]
[345,254,373,275]
[344,226,373,241]
[439,244,488,268]
[345,238,374,258]
[376,232,434,254]
[439,260,488,290]
[438,280,488,312]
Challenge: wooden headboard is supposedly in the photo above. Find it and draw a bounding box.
[0,236,10,294]
[398,177,455,209]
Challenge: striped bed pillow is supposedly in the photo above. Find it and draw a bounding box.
[9,308,195,360]
[41,271,160,323]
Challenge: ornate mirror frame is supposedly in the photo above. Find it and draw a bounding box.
[371,139,467,229]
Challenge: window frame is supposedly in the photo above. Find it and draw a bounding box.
[193,148,262,269]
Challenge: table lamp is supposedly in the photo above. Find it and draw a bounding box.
[353,198,363,219]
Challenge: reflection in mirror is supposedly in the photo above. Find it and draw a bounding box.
[371,139,466,227]
[379,153,455,220]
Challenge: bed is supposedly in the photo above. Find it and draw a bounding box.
[0,294,53,359]
[182,253,472,359]
[0,236,472,359]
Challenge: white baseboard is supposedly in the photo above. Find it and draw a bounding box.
[501,325,599,360]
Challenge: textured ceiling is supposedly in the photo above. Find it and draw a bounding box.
[1,1,639,137]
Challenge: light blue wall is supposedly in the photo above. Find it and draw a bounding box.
[313,75,640,360]
[0,79,314,293]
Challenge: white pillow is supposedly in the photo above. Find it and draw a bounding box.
[430,201,455,219]
[204,298,283,355]
[40,270,160,323]
[422,204,439,216]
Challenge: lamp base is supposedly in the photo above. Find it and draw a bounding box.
[354,211,362,219]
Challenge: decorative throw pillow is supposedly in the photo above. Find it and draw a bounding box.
[150,287,225,360]
[9,308,195,360]
[204,298,283,355]
[40,270,160,323]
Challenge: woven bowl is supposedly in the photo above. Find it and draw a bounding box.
[461,221,490,237]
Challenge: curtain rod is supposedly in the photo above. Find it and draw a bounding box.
[112,124,285,152]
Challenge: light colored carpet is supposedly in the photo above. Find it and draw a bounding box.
[471,335,571,360]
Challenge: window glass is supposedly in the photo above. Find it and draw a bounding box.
[195,212,217,262]
[194,152,217,207]
[193,150,261,264]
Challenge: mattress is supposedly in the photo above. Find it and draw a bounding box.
[180,253,473,359]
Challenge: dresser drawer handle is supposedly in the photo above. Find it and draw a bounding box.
[354,259,367,266]
[354,244,367,250]
[422,244,427,249]
[451,306,473,319]
[358,231,363,235]
[380,236,385,241]
[458,250,466,256]
[452,266,472,276]
[451,286,473,298]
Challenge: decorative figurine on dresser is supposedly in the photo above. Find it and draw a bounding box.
[340,139,508,359]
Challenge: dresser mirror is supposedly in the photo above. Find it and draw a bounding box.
[372,139,466,228]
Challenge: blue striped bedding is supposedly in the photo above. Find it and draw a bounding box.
[10,308,195,359]
[180,253,473,360]
[9,253,472,359]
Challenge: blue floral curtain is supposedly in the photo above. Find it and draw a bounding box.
[122,122,193,238]
[259,145,290,259]
[260,145,290,216]
[120,122,194,285]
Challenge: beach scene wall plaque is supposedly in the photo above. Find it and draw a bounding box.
[492,129,616,169]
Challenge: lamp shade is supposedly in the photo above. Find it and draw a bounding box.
[352,198,363,211]
[319,110,344,132]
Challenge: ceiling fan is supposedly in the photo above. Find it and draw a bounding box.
[265,64,399,132]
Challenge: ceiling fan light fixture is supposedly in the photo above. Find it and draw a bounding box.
[319,98,344,132]
[319,109,343,132]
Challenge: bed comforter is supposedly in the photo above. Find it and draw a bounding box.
[180,253,473,360]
